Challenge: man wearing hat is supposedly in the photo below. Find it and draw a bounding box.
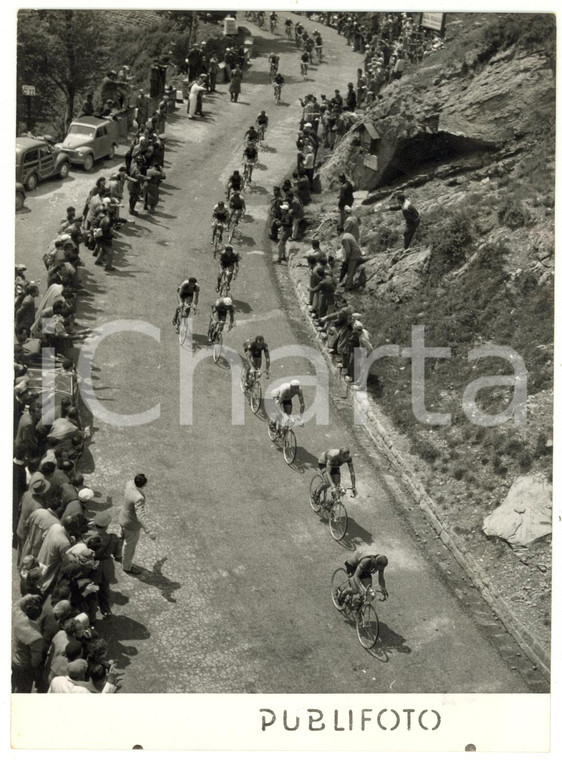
[88,511,121,616]
[16,477,48,564]
[135,88,150,128]
[38,515,85,594]
[62,487,94,521]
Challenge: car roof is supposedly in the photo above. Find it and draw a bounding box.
[15,137,49,152]
[69,116,108,127]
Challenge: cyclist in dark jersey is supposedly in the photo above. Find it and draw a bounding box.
[243,335,270,387]
[226,170,244,199]
[340,551,389,606]
[228,191,246,224]
[216,245,240,291]
[211,201,229,244]
[245,125,260,145]
[172,277,199,331]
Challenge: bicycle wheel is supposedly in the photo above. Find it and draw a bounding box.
[329,500,348,541]
[330,568,349,612]
[228,223,236,243]
[356,602,379,649]
[179,317,188,346]
[267,420,278,442]
[308,474,325,513]
[213,331,223,363]
[219,275,230,297]
[283,428,297,464]
[250,380,262,414]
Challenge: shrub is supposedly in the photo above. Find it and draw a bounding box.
[497,196,530,229]
[428,210,473,279]
[453,467,466,480]
[412,438,440,463]
[519,452,533,471]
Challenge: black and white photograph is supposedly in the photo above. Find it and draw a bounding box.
[8,1,556,751]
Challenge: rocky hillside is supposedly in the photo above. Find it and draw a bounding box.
[312,13,555,653]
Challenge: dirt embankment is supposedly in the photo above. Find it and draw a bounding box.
[301,13,555,659]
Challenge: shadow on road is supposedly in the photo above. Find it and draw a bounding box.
[339,518,374,550]
[288,444,318,474]
[135,557,182,603]
[232,298,252,314]
[99,613,150,670]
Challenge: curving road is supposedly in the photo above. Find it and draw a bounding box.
[15,14,545,693]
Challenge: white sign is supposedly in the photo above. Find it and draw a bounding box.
[420,12,445,33]
[363,154,378,172]
[224,16,236,36]
[22,85,36,96]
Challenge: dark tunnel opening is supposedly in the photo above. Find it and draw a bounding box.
[376,130,498,188]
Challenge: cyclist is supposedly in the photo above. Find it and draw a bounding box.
[269,11,278,33]
[242,142,258,183]
[226,170,244,200]
[313,30,323,61]
[269,379,305,434]
[229,191,246,229]
[300,49,311,76]
[316,447,357,500]
[339,552,389,607]
[272,72,285,103]
[211,200,229,246]
[208,295,234,343]
[172,277,199,332]
[295,22,304,48]
[256,11,265,28]
[243,335,270,388]
[268,52,280,78]
[256,110,269,140]
[216,244,240,292]
[245,124,260,146]
[285,18,293,38]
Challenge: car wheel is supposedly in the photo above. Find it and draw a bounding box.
[83,154,94,171]
[107,143,116,160]
[59,161,70,179]
[15,191,25,211]
[25,173,38,191]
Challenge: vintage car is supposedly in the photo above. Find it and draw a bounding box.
[56,115,120,170]
[15,137,71,191]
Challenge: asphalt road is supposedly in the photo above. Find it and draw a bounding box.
[15,13,542,693]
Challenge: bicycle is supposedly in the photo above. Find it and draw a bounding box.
[267,414,303,465]
[270,19,277,34]
[273,84,283,105]
[212,222,225,255]
[219,267,235,297]
[330,572,386,649]
[241,367,266,414]
[308,479,353,541]
[243,159,255,184]
[228,208,243,242]
[209,319,230,363]
[285,24,293,39]
[300,61,308,77]
[256,123,266,144]
[178,301,196,346]
[269,63,278,83]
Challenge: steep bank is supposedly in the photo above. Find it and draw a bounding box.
[301,13,555,661]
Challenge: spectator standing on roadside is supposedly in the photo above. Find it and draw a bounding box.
[12,594,44,693]
[135,89,150,128]
[394,192,421,249]
[276,203,292,263]
[87,510,121,617]
[346,82,357,111]
[229,66,242,102]
[268,187,283,241]
[339,232,363,291]
[343,205,361,242]
[337,174,354,231]
[208,54,219,92]
[118,474,156,575]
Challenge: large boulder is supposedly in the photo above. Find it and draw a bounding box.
[483,473,552,547]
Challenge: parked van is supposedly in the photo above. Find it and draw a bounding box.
[56,116,120,171]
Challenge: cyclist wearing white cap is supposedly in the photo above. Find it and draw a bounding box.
[269,379,305,434]
[208,296,234,342]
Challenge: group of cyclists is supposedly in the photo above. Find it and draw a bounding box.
[175,13,389,611]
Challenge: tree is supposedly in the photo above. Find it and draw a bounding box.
[17,10,109,135]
